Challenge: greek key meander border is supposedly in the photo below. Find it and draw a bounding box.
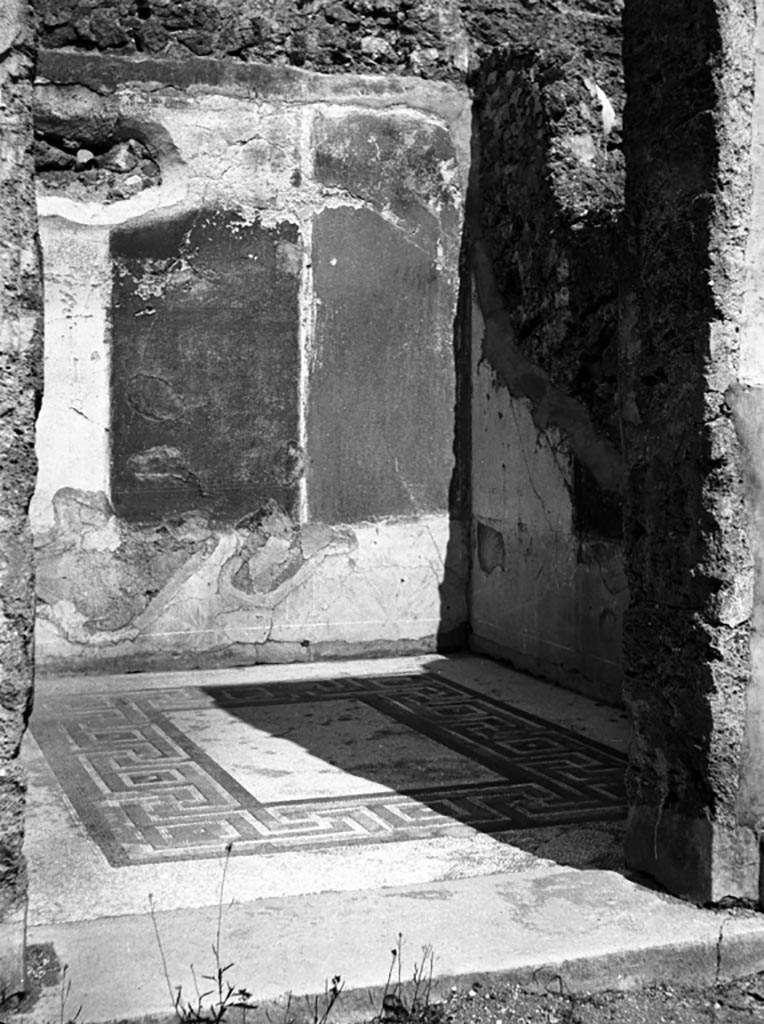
[32,672,627,866]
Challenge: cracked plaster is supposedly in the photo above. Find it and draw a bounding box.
[35,490,458,671]
[32,54,469,673]
[469,282,627,705]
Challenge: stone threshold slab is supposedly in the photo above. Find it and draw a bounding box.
[19,869,764,1024]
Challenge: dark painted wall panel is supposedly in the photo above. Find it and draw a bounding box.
[313,111,457,259]
[308,206,455,524]
[313,111,456,210]
[110,209,301,522]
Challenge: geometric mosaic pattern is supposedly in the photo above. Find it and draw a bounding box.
[31,673,626,867]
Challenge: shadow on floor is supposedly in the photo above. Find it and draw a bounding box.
[192,667,627,865]
[28,663,627,873]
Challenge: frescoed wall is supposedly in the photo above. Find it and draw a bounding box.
[32,53,470,672]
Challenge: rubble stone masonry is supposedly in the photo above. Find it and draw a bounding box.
[0,0,43,998]
[620,0,759,902]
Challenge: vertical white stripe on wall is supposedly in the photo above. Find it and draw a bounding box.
[297,106,316,525]
[30,219,112,531]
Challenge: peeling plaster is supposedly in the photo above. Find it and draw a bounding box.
[32,55,470,671]
[35,489,461,670]
[469,271,626,705]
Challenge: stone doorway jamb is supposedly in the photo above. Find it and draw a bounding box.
[0,0,42,999]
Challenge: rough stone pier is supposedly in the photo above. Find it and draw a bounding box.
[0,0,43,998]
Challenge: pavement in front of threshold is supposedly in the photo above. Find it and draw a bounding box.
[12,655,764,1024]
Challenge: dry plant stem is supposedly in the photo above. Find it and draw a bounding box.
[315,976,344,1024]
[383,946,397,1001]
[411,946,434,1013]
[149,892,178,1012]
[212,841,234,1005]
[148,841,347,1024]
[57,963,82,1024]
[59,963,68,1024]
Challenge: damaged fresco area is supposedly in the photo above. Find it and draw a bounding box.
[36,132,161,203]
[34,489,459,671]
[468,303,628,704]
[33,80,167,202]
[31,53,470,672]
[36,489,363,669]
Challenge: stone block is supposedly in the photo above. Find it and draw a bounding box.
[110,209,301,522]
[626,806,760,904]
[308,207,455,524]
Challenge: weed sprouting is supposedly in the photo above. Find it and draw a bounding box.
[410,945,435,1017]
[149,842,258,1024]
[376,934,437,1024]
[149,842,344,1024]
[308,975,345,1024]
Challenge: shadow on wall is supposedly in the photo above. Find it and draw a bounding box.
[463,45,629,706]
[436,222,473,655]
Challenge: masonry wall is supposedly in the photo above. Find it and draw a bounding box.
[467,32,628,705]
[621,0,760,901]
[0,0,42,997]
[735,3,764,882]
[30,51,470,673]
[34,0,469,79]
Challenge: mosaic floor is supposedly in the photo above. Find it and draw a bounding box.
[31,670,626,868]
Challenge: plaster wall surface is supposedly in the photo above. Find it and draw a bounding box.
[467,33,627,706]
[32,52,469,673]
[469,293,627,705]
[29,5,631,706]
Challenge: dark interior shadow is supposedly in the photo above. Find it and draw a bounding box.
[435,203,472,656]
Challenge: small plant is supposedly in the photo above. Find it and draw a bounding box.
[149,842,343,1024]
[150,843,257,1024]
[306,975,345,1024]
[376,935,436,1024]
